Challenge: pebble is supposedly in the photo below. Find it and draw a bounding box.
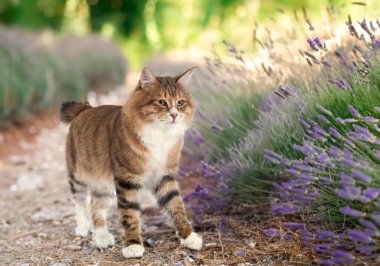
[10,174,45,191]
[31,209,57,222]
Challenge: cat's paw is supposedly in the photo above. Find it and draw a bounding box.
[93,228,115,248]
[75,224,91,237]
[122,244,145,258]
[181,232,203,250]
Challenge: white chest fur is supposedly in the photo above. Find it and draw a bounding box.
[139,122,185,189]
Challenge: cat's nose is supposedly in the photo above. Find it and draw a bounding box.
[170,113,178,120]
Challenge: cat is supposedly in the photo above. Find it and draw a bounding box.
[60,67,202,259]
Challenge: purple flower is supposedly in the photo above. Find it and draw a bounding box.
[264,228,280,237]
[264,154,280,164]
[315,229,336,240]
[307,38,318,50]
[358,218,377,231]
[299,119,310,129]
[283,233,292,240]
[331,250,355,264]
[265,149,283,160]
[235,250,246,257]
[294,144,314,154]
[347,229,374,243]
[272,202,299,215]
[351,169,371,183]
[371,211,380,225]
[363,187,380,199]
[339,172,355,186]
[335,79,347,90]
[314,243,333,253]
[340,206,364,217]
[320,259,333,266]
[284,222,303,230]
[355,244,373,256]
[314,37,323,48]
[335,185,361,201]
[318,114,330,124]
[285,168,301,176]
[342,118,358,123]
[362,116,379,123]
[329,127,343,139]
[348,105,361,117]
[353,124,370,135]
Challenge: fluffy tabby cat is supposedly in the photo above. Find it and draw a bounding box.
[60,67,202,258]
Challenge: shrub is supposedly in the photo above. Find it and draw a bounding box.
[0,26,126,127]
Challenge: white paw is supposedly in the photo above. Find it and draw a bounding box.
[122,244,145,258]
[180,232,203,250]
[75,225,91,237]
[93,228,115,248]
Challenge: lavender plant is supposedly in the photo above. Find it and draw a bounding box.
[265,105,380,264]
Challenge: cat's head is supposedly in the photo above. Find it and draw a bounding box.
[126,67,197,130]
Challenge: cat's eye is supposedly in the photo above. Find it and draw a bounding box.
[177,100,184,106]
[158,99,166,106]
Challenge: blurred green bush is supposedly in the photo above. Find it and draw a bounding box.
[0,26,126,127]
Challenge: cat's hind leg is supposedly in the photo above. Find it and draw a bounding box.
[69,173,91,237]
[90,186,115,249]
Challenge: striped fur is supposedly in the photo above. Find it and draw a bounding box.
[63,67,202,258]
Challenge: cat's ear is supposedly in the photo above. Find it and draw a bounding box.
[175,67,197,88]
[139,67,157,89]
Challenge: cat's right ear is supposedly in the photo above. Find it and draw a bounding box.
[139,67,157,89]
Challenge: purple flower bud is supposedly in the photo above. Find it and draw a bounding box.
[335,185,361,201]
[315,230,336,240]
[272,202,299,215]
[314,243,333,253]
[294,144,313,154]
[339,172,355,186]
[235,250,246,257]
[329,127,343,139]
[342,157,358,168]
[265,149,283,160]
[347,132,361,139]
[359,218,378,231]
[311,132,327,142]
[316,153,330,163]
[362,116,379,123]
[314,37,323,48]
[342,118,358,123]
[347,229,374,243]
[264,154,280,164]
[292,164,313,172]
[351,169,371,183]
[299,119,310,129]
[331,250,355,264]
[264,228,280,237]
[363,187,380,199]
[353,124,370,135]
[283,222,303,230]
[329,146,343,156]
[307,38,318,50]
[340,206,364,217]
[280,158,292,166]
[348,105,361,117]
[355,244,373,256]
[371,212,380,225]
[318,114,330,124]
[335,79,349,90]
[285,168,301,176]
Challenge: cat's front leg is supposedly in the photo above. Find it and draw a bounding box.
[155,175,203,250]
[114,176,145,258]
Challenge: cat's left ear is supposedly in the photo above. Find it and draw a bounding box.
[175,67,197,88]
[139,66,157,89]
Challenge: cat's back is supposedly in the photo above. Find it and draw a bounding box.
[67,105,122,180]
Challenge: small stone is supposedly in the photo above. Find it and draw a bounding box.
[63,245,82,251]
[31,209,57,222]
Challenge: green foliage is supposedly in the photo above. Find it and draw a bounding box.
[0,26,126,127]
